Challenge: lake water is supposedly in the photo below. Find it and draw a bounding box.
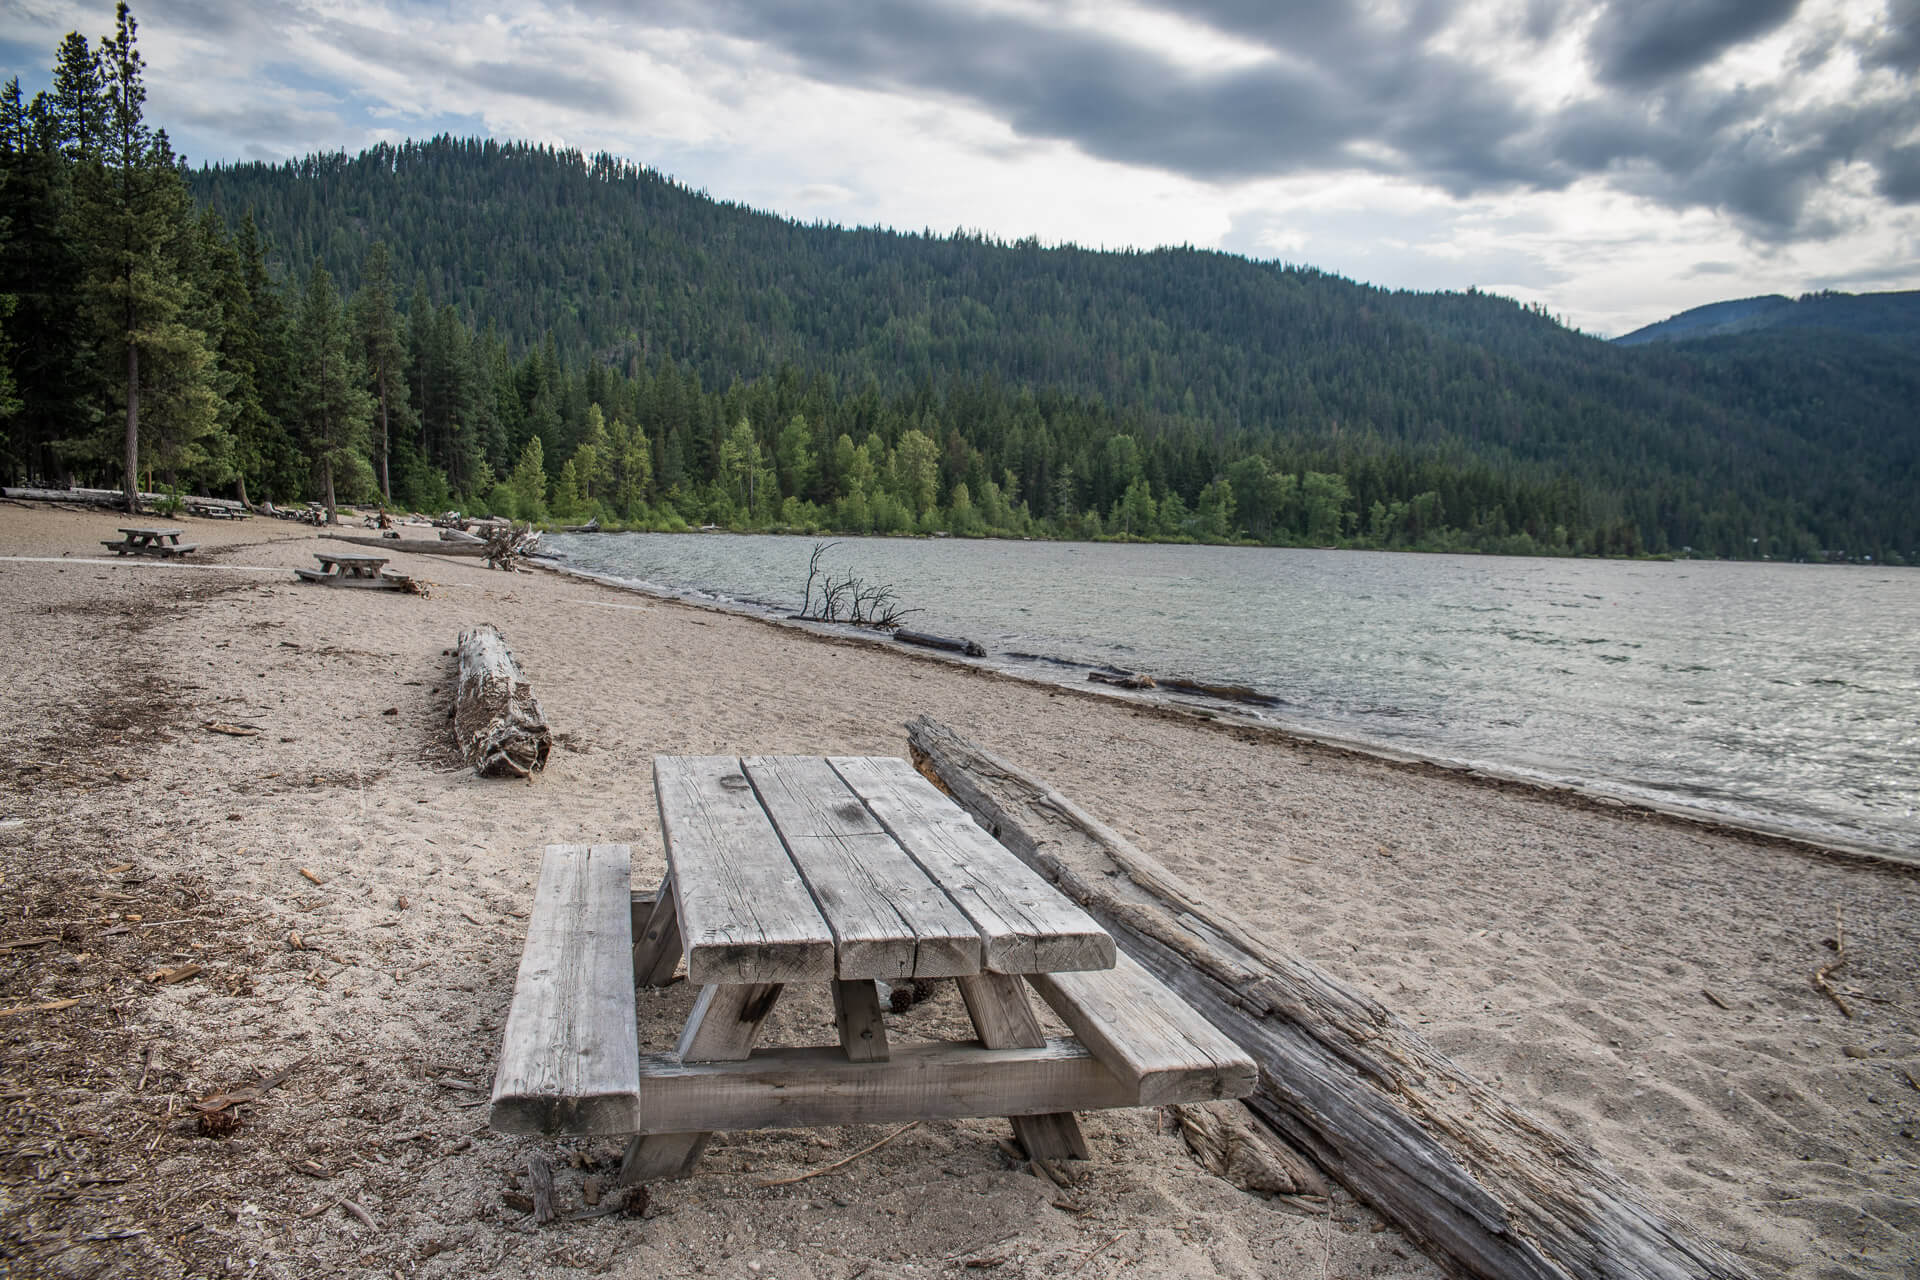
[549,533,1920,857]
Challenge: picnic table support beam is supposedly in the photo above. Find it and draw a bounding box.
[632,878,682,987]
[906,715,1753,1280]
[957,973,1089,1161]
[620,981,786,1185]
[832,980,891,1062]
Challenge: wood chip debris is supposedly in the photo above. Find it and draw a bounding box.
[299,867,325,886]
[0,935,62,950]
[193,1065,298,1114]
[0,996,85,1016]
[203,722,261,737]
[148,963,203,985]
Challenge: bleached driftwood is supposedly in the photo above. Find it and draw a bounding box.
[905,715,1752,1280]
[454,625,552,778]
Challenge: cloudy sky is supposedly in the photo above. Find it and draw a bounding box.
[4,0,1916,336]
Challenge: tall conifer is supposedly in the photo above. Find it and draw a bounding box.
[293,259,372,523]
[351,240,411,503]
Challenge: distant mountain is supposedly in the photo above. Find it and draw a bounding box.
[1615,290,1920,347]
[186,138,1918,560]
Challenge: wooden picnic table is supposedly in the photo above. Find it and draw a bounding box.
[294,551,410,589]
[101,526,198,557]
[491,755,1255,1185]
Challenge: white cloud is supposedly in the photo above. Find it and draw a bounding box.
[2,0,1915,335]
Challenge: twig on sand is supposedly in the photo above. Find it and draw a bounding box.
[339,1198,380,1231]
[1813,907,1852,1020]
[0,996,84,1016]
[1072,1230,1129,1275]
[754,1121,919,1188]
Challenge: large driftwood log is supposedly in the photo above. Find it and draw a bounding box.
[906,715,1751,1280]
[323,532,486,556]
[455,625,552,778]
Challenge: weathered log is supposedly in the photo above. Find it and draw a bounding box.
[905,715,1752,1280]
[323,533,487,556]
[1088,671,1157,690]
[1154,676,1283,707]
[455,625,552,778]
[893,629,986,658]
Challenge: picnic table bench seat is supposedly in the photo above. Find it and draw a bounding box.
[490,757,1256,1182]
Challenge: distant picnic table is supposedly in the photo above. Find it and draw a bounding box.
[490,754,1255,1186]
[294,551,413,590]
[101,527,197,558]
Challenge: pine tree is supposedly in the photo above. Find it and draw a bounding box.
[49,32,106,160]
[352,239,411,503]
[78,4,219,511]
[293,259,372,522]
[0,78,94,482]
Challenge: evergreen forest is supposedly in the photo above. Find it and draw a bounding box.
[3,8,1915,562]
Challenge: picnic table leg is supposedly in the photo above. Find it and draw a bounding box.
[832,980,891,1062]
[631,874,682,987]
[956,974,1090,1161]
[618,981,786,1184]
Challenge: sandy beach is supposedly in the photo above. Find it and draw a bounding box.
[1,503,1915,1280]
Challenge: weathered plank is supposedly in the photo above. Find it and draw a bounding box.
[743,755,979,980]
[655,756,835,985]
[957,973,1088,1161]
[490,844,641,1136]
[906,715,1754,1280]
[1030,951,1257,1107]
[626,1039,1138,1135]
[830,755,1114,975]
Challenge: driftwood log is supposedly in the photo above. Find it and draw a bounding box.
[323,532,486,556]
[454,625,552,778]
[893,629,986,658]
[905,715,1751,1280]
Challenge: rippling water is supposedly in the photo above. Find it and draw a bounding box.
[549,532,1920,856]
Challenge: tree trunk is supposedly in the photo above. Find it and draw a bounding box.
[378,371,391,503]
[323,458,338,526]
[123,342,140,515]
[236,472,251,509]
[454,624,552,778]
[905,715,1752,1280]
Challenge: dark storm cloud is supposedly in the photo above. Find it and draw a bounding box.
[1878,145,1920,203]
[658,0,1535,188]
[655,0,1913,241]
[1862,0,1920,71]
[1584,0,1802,87]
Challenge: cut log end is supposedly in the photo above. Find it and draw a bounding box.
[454,625,553,778]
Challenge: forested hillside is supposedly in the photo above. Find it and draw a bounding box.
[2,12,1913,561]
[1615,290,1920,347]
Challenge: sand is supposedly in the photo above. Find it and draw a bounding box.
[1,502,1915,1280]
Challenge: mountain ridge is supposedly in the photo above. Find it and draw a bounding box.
[183,136,1917,560]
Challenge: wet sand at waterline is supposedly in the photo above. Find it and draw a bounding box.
[1,504,1914,1278]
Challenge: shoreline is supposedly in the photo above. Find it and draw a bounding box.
[538,556,1920,873]
[3,504,1916,1279]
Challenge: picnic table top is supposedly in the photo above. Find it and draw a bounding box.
[314,551,388,566]
[656,754,1116,985]
[117,526,183,538]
